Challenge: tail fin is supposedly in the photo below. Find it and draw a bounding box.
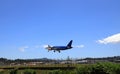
[46,45,52,52]
[67,40,73,47]
[45,45,51,49]
[48,45,51,48]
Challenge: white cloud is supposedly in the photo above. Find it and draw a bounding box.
[73,45,85,48]
[19,46,29,52]
[35,45,49,49]
[97,33,120,44]
[43,45,49,48]
[42,45,53,48]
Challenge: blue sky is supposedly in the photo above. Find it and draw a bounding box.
[0,0,120,59]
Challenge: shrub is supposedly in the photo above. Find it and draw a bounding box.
[76,65,92,74]
[23,69,36,74]
[75,62,120,74]
[91,62,109,74]
[10,69,17,74]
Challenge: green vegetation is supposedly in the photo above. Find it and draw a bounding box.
[75,62,120,74]
[23,69,36,74]
[0,62,120,74]
[10,69,17,74]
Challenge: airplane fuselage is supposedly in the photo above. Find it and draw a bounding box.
[51,46,71,50]
[45,40,73,53]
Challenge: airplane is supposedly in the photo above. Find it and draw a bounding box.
[45,40,73,53]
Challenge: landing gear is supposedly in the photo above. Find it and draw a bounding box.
[58,50,60,53]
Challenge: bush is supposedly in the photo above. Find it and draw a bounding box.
[76,62,120,74]
[76,65,92,74]
[91,62,109,74]
[23,69,36,74]
[10,69,17,74]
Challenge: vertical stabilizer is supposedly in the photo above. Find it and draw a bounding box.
[67,40,73,47]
